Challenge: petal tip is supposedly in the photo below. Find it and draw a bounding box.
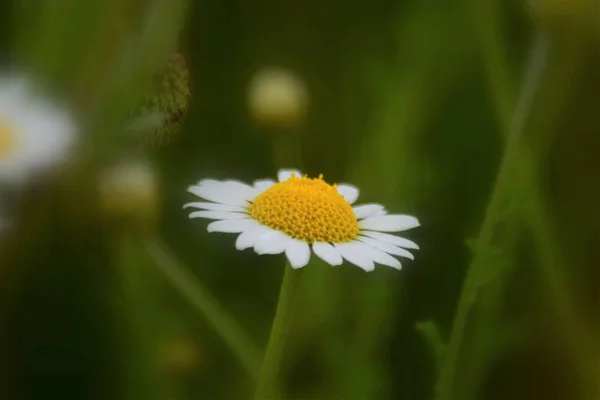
[206,222,218,232]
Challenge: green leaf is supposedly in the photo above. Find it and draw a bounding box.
[416,320,447,370]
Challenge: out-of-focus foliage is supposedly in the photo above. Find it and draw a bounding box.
[0,0,599,399]
[132,53,191,148]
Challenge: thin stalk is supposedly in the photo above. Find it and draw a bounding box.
[435,33,549,400]
[144,236,262,380]
[254,264,304,399]
[525,179,596,390]
[118,233,170,400]
[478,14,592,391]
[470,0,515,122]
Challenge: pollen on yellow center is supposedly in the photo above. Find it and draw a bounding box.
[0,121,16,157]
[249,174,359,243]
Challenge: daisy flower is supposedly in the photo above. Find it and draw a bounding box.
[0,75,76,185]
[185,169,419,271]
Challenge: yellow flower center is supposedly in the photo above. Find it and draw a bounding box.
[0,121,16,157]
[249,174,359,243]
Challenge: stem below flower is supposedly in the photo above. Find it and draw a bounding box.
[254,264,303,399]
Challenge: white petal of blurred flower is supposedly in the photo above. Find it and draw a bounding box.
[0,75,76,185]
[185,169,420,272]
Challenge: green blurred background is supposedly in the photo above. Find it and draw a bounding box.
[1,0,599,399]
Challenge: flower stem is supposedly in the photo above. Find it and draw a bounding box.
[435,33,549,400]
[144,236,263,380]
[254,264,304,399]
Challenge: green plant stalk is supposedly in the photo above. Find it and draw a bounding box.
[435,33,550,400]
[524,178,596,392]
[118,233,171,400]
[254,264,303,399]
[469,0,514,122]
[476,14,593,393]
[144,236,262,380]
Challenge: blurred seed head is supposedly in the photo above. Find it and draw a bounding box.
[161,335,201,374]
[131,53,191,147]
[97,158,158,223]
[247,66,308,129]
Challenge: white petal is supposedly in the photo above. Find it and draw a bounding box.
[188,184,251,207]
[183,202,247,212]
[197,179,220,186]
[347,241,402,270]
[222,180,261,198]
[235,225,271,250]
[198,180,260,200]
[350,240,402,269]
[312,242,343,266]
[370,251,402,270]
[285,239,311,269]
[189,211,250,220]
[253,179,276,191]
[277,168,303,182]
[360,231,419,250]
[337,184,359,204]
[359,214,420,232]
[352,204,385,219]
[254,230,291,255]
[334,242,375,272]
[207,219,259,233]
[358,236,414,260]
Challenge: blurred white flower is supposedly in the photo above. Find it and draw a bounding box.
[185,169,420,272]
[97,159,158,219]
[247,67,308,128]
[0,75,76,185]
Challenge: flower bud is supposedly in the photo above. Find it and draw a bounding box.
[97,159,158,224]
[247,66,308,128]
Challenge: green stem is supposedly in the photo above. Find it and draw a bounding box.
[478,12,592,390]
[435,33,549,400]
[525,181,595,388]
[469,0,514,123]
[118,233,171,400]
[144,236,262,380]
[254,264,304,399]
